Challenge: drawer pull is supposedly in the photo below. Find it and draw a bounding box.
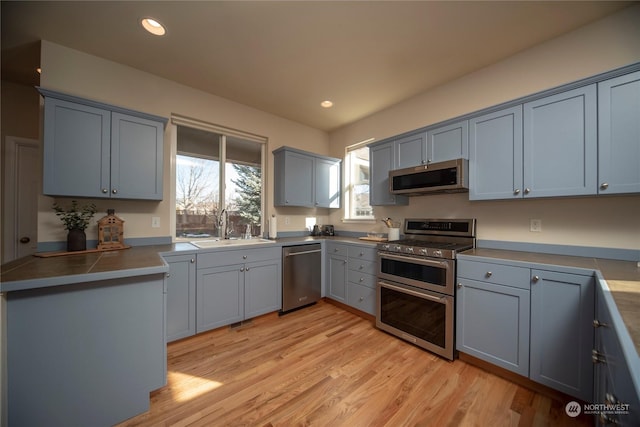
[457,283,462,289]
[532,275,540,283]
[359,277,364,282]
[485,271,492,278]
[359,296,364,302]
[243,255,247,259]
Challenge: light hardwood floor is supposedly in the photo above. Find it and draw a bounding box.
[118,300,593,427]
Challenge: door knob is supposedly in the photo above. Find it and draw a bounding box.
[19,236,30,244]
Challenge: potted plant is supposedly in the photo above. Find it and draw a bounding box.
[52,200,97,251]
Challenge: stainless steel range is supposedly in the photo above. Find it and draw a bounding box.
[376,218,476,360]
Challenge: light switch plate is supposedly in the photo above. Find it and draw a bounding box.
[152,217,160,228]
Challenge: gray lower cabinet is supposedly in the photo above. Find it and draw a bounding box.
[40,89,165,200]
[196,246,281,333]
[7,274,166,426]
[327,242,378,315]
[529,269,594,401]
[164,254,197,342]
[598,70,640,195]
[457,259,594,401]
[594,284,640,426]
[457,260,531,376]
[327,242,348,302]
[369,141,408,206]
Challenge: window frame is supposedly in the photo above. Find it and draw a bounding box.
[343,140,375,222]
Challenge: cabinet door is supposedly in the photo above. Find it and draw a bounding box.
[369,142,408,206]
[456,279,530,376]
[328,254,347,302]
[111,112,164,200]
[164,254,196,342]
[395,133,427,169]
[244,259,282,318]
[469,106,523,200]
[43,98,111,198]
[598,71,640,195]
[426,120,469,163]
[347,282,376,315]
[523,85,597,197]
[275,150,314,207]
[196,264,244,332]
[530,270,594,401]
[314,157,341,208]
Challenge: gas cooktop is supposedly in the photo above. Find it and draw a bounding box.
[378,218,476,259]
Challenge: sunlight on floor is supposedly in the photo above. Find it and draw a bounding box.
[168,371,224,402]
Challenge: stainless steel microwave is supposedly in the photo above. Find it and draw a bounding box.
[389,158,468,195]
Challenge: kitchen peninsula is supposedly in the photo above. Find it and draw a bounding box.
[0,245,180,426]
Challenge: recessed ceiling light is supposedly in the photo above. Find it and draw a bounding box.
[320,100,333,108]
[141,17,166,36]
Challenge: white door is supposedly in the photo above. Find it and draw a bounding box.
[3,137,39,262]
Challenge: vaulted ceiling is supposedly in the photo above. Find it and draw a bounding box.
[1,1,633,131]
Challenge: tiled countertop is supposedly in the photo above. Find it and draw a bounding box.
[459,248,640,356]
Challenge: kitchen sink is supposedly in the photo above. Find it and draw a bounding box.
[190,238,273,248]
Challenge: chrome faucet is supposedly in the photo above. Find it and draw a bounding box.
[217,209,227,239]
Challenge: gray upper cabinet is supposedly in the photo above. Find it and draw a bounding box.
[41,89,165,200]
[369,141,408,206]
[395,132,427,169]
[523,84,597,198]
[426,120,469,163]
[469,106,523,200]
[598,70,640,195]
[273,146,341,208]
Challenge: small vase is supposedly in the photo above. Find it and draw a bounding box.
[67,228,87,252]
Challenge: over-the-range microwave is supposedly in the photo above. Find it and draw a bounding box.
[389,158,468,195]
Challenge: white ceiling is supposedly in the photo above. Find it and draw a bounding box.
[1,1,633,132]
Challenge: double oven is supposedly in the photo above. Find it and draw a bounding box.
[376,218,475,360]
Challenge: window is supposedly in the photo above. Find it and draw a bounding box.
[175,124,265,240]
[344,142,374,220]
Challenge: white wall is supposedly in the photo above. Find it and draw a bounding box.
[328,5,640,251]
[37,41,329,242]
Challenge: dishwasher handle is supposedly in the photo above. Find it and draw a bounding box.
[284,249,322,257]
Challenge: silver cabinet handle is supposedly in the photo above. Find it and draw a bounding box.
[190,258,195,263]
[243,255,247,259]
[334,248,339,252]
[245,267,250,271]
[359,296,364,302]
[592,349,606,364]
[102,188,108,193]
[457,283,462,289]
[20,236,30,244]
[600,182,609,190]
[593,319,608,328]
[240,267,245,272]
[343,260,347,264]
[359,277,364,282]
[524,188,531,194]
[166,273,170,278]
[514,189,520,195]
[532,275,540,282]
[112,189,118,194]
[486,271,492,278]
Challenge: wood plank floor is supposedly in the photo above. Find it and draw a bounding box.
[117,300,593,427]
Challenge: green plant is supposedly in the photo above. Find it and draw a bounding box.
[52,200,97,231]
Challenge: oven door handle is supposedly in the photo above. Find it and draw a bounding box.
[379,281,448,304]
[379,253,450,270]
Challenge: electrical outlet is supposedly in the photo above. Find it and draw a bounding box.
[152,217,160,228]
[530,219,542,232]
[284,216,290,225]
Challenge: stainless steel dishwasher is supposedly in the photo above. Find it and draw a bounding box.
[281,244,322,314]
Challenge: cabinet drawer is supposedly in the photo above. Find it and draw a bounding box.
[348,270,377,289]
[348,259,377,275]
[457,260,530,289]
[347,282,376,315]
[327,243,349,257]
[197,246,280,268]
[348,245,378,262]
